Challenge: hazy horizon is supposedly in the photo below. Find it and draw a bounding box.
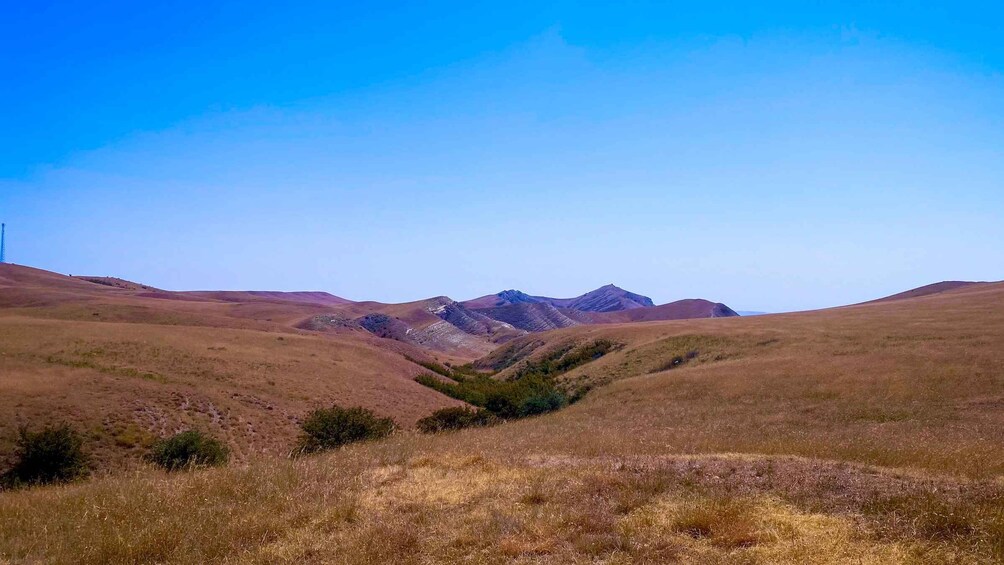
[3,2,1002,313]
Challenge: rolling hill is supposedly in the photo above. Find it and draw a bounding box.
[868,280,982,303]
[571,298,739,323]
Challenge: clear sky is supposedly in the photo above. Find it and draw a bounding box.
[1,1,1002,312]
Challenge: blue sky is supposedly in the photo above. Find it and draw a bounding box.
[1,1,1002,312]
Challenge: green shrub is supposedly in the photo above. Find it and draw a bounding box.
[511,340,618,380]
[416,407,499,433]
[296,406,396,455]
[2,423,89,488]
[418,372,567,419]
[519,390,567,417]
[147,430,229,471]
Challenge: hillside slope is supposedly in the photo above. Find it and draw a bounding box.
[868,280,982,303]
[184,290,353,306]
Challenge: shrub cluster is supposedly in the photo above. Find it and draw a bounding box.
[415,372,567,418]
[1,423,89,488]
[511,340,617,380]
[147,430,229,471]
[415,340,618,422]
[416,407,498,433]
[296,406,396,455]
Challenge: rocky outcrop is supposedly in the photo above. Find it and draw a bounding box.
[356,314,412,341]
[473,302,580,333]
[428,300,525,342]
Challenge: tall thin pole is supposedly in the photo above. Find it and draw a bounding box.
[0,223,5,263]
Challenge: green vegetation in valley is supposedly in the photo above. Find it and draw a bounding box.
[415,340,618,419]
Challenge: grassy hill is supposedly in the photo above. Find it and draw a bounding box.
[0,264,471,470]
[1,266,1002,563]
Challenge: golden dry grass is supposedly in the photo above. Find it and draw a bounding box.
[1,440,998,564]
[0,317,464,469]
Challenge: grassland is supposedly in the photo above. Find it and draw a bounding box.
[0,267,1002,563]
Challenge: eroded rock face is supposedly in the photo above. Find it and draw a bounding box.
[352,303,517,357]
[473,302,580,333]
[356,313,411,341]
[427,300,526,344]
[296,314,360,331]
[410,320,496,357]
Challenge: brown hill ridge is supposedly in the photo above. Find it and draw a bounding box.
[184,290,353,306]
[569,298,739,323]
[867,280,984,303]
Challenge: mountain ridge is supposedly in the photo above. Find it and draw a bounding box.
[462,284,656,312]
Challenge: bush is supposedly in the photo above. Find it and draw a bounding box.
[519,390,567,417]
[416,407,499,433]
[418,371,570,419]
[147,430,229,471]
[296,406,396,455]
[2,423,89,488]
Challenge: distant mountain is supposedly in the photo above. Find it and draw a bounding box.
[737,311,769,316]
[461,285,737,332]
[544,284,656,312]
[463,284,655,312]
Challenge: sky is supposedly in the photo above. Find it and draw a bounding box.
[1,1,1002,312]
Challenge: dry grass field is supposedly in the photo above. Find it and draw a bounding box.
[0,264,468,470]
[0,317,465,469]
[1,265,1003,563]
